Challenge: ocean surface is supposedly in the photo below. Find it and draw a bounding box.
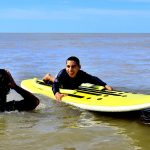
[0,33,150,150]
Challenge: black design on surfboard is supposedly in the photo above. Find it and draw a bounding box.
[36,80,127,98]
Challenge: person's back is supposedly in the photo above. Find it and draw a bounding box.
[0,69,10,108]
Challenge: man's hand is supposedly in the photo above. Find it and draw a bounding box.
[105,85,113,91]
[55,92,65,102]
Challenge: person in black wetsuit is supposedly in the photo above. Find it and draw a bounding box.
[43,56,113,101]
[0,69,39,112]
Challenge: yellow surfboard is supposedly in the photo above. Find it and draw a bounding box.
[21,78,150,112]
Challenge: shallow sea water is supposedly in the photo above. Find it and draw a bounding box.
[0,33,150,150]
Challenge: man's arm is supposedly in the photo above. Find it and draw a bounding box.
[82,71,113,90]
[7,70,39,109]
[52,69,67,101]
[52,79,65,101]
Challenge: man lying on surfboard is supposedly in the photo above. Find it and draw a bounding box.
[43,56,113,101]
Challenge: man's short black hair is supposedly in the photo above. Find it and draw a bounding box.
[66,56,81,67]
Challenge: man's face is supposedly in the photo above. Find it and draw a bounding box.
[66,60,80,78]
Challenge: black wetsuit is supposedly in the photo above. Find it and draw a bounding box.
[0,85,39,112]
[52,69,107,94]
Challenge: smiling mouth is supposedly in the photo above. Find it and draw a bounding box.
[69,72,75,76]
[69,73,74,75]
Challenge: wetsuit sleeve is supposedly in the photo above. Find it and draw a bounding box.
[83,71,107,86]
[52,69,64,95]
[52,78,60,95]
[4,85,39,111]
[14,85,39,110]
